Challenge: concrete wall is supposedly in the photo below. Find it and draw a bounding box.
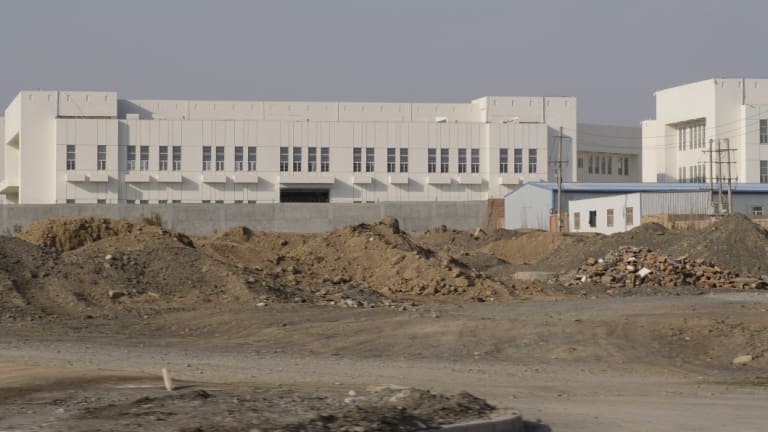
[569,193,641,234]
[0,201,488,236]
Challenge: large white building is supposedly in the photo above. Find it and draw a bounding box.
[0,91,576,204]
[643,78,768,184]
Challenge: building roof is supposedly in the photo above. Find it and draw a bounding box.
[505,182,768,198]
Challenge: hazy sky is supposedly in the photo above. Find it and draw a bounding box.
[1,0,766,126]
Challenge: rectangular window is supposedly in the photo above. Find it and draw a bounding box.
[427,148,437,173]
[626,207,634,226]
[471,148,480,173]
[399,148,408,173]
[761,120,768,144]
[387,148,396,173]
[97,199,106,204]
[600,156,606,174]
[618,158,623,175]
[202,146,212,171]
[365,147,374,172]
[140,146,149,171]
[353,147,362,172]
[513,149,522,174]
[247,146,257,171]
[97,145,106,171]
[751,206,764,217]
[320,147,329,172]
[127,145,136,171]
[499,148,509,174]
[440,148,449,173]
[458,149,467,173]
[234,147,244,171]
[159,146,168,171]
[761,160,768,183]
[215,146,224,171]
[577,157,583,169]
[66,145,76,170]
[293,147,302,172]
[607,209,614,227]
[588,155,594,174]
[607,157,612,175]
[279,147,289,172]
[573,212,580,231]
[588,210,597,228]
[624,157,629,176]
[307,147,316,172]
[172,146,182,171]
[528,149,537,173]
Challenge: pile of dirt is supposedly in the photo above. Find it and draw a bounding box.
[19,217,138,251]
[667,213,768,276]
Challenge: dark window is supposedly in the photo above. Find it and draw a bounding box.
[280,147,289,172]
[247,146,256,171]
[387,148,396,172]
[499,148,508,174]
[202,146,212,171]
[458,149,467,173]
[514,149,522,174]
[471,148,480,173]
[172,146,182,171]
[353,147,362,172]
[427,148,436,173]
[234,147,244,171]
[97,145,106,171]
[308,147,317,172]
[320,147,329,172]
[528,149,537,173]
[293,147,302,172]
[588,210,597,228]
[159,146,168,171]
[440,148,449,173]
[365,147,374,172]
[215,146,224,171]
[127,145,136,170]
[399,148,408,173]
[140,146,149,171]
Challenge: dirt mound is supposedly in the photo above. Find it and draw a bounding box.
[480,230,575,265]
[19,217,139,251]
[667,213,768,276]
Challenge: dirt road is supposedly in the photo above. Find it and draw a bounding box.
[2,292,767,431]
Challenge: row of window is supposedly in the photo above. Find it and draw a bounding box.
[678,164,707,183]
[66,145,258,172]
[279,147,331,172]
[573,207,634,230]
[678,123,706,151]
[498,148,537,174]
[578,155,631,176]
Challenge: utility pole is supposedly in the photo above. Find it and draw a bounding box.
[717,139,724,213]
[725,138,733,214]
[708,138,714,209]
[557,126,563,232]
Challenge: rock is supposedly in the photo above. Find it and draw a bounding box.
[454,276,470,287]
[105,254,113,261]
[472,227,486,239]
[108,289,125,299]
[732,355,753,365]
[255,302,267,307]
[586,257,597,265]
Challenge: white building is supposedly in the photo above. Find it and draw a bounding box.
[577,123,641,182]
[643,78,768,184]
[0,91,576,204]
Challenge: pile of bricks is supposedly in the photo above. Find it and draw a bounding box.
[570,246,767,290]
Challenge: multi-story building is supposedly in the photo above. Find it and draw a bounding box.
[1,91,576,204]
[576,123,641,182]
[643,78,768,184]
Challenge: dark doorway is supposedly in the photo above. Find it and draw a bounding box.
[280,189,330,203]
[588,210,597,228]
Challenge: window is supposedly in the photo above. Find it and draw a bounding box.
[158,200,168,204]
[624,157,629,176]
[172,200,181,204]
[528,149,537,173]
[588,210,597,228]
[588,155,594,174]
[65,145,77,170]
[573,212,581,231]
[308,147,317,172]
[215,146,224,171]
[618,158,623,176]
[761,120,768,144]
[159,146,168,171]
[499,148,508,174]
[440,148,449,173]
[127,145,136,170]
[471,148,480,173]
[751,206,764,217]
[365,148,374,172]
[279,147,289,172]
[577,157,583,169]
[427,148,437,173]
[514,149,522,174]
[387,148,396,172]
[607,157,612,175]
[353,147,362,172]
[320,147,329,172]
[293,147,302,172]
[140,146,149,171]
[458,149,467,173]
[97,199,106,204]
[172,146,182,171]
[600,156,606,174]
[248,146,257,171]
[66,199,75,204]
[234,147,244,171]
[399,148,408,172]
[607,209,614,227]
[202,146,212,171]
[97,145,106,171]
[761,160,768,183]
[625,207,634,226]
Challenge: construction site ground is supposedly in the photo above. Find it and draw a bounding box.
[1,214,767,431]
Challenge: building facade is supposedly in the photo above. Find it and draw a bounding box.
[643,78,768,184]
[1,91,576,204]
[576,123,641,182]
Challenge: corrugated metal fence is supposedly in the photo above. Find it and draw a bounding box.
[640,191,711,215]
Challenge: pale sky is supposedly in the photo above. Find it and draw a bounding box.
[1,0,766,126]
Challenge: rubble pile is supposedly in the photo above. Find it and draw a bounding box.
[570,246,768,290]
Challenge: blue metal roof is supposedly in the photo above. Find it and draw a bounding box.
[504,182,768,198]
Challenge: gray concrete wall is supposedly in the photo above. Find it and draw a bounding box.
[0,201,487,236]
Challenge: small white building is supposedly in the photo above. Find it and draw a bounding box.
[577,123,641,183]
[643,78,768,185]
[0,91,577,204]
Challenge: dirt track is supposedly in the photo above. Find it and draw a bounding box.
[2,215,768,430]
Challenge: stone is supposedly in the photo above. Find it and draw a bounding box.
[108,289,125,299]
[732,355,753,365]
